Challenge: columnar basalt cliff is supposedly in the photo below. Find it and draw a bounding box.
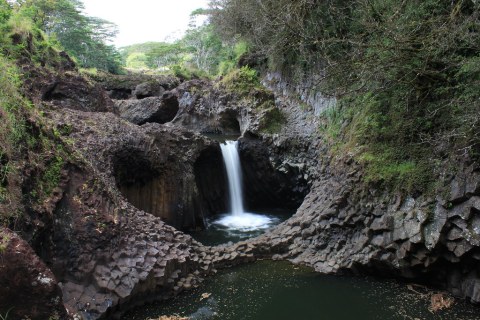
[245,74,480,304]
[0,62,305,319]
[2,60,480,320]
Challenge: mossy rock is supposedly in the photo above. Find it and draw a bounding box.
[259,107,286,134]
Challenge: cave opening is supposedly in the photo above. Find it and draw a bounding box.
[113,148,164,217]
[112,137,308,242]
[194,145,228,216]
[192,138,309,245]
[218,110,241,135]
[136,93,179,125]
[112,147,204,230]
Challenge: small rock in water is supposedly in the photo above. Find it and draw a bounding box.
[429,293,454,313]
[200,292,211,301]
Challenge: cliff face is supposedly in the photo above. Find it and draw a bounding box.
[1,65,305,319]
[2,61,480,319]
[251,73,480,303]
[108,69,480,306]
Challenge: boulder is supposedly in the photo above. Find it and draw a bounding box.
[114,92,179,125]
[94,74,181,100]
[0,228,69,320]
[133,81,165,99]
[25,67,114,112]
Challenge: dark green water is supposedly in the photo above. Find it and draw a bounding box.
[124,260,480,320]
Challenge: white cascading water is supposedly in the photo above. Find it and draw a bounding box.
[215,141,276,231]
[220,140,245,216]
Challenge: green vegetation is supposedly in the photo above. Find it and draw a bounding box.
[0,1,72,226]
[0,51,68,220]
[0,54,31,210]
[120,10,249,78]
[211,0,480,193]
[219,66,260,93]
[1,0,122,73]
[259,108,286,134]
[0,4,56,67]
[30,148,64,202]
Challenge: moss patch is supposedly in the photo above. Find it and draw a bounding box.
[259,107,287,134]
[0,230,10,253]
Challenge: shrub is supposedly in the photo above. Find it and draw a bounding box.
[219,66,261,94]
[0,54,30,223]
[212,0,480,192]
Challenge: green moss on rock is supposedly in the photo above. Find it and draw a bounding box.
[259,107,286,134]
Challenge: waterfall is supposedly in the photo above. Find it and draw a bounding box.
[215,140,276,231]
[220,140,245,216]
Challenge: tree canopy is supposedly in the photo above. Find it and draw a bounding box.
[120,9,247,78]
[2,0,122,73]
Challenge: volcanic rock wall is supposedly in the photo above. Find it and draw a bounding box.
[249,73,480,304]
[4,67,480,320]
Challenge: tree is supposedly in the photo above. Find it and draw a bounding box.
[17,0,122,73]
[125,52,147,69]
[145,42,185,69]
[117,8,247,77]
[182,24,223,74]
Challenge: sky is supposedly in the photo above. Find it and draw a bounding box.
[81,0,210,48]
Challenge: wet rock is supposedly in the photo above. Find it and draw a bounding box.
[239,138,309,210]
[424,204,448,250]
[462,277,480,303]
[371,233,391,247]
[371,215,393,231]
[447,227,463,241]
[448,197,480,220]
